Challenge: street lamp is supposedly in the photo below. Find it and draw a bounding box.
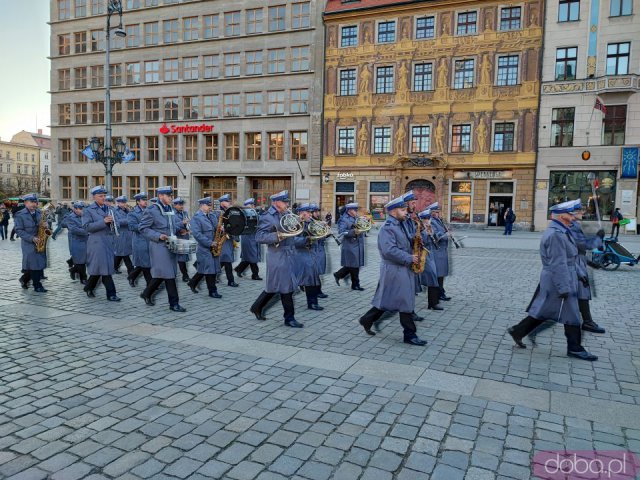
[88,137,127,183]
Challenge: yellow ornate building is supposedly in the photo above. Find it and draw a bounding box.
[322,0,543,228]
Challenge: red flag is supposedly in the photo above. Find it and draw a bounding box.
[594,97,607,116]
[594,178,600,189]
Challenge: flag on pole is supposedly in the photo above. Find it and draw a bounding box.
[81,145,95,160]
[122,148,135,163]
[594,97,607,116]
[593,177,600,189]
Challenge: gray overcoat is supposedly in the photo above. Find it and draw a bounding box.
[60,212,73,255]
[128,206,150,268]
[240,231,262,263]
[256,206,299,294]
[419,230,439,287]
[527,220,581,326]
[218,208,237,263]
[338,213,365,268]
[569,222,602,301]
[82,202,115,276]
[371,217,416,313]
[316,237,327,275]
[15,208,47,271]
[66,212,88,264]
[139,203,178,279]
[114,206,133,256]
[430,217,449,277]
[174,210,192,263]
[293,222,321,287]
[190,210,221,275]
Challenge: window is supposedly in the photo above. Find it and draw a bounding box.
[338,128,355,155]
[493,123,515,151]
[416,16,435,39]
[184,135,198,161]
[74,67,87,89]
[126,99,141,122]
[112,176,124,198]
[125,24,140,47]
[411,126,430,153]
[606,42,630,75]
[61,176,72,199]
[128,176,140,199]
[246,133,262,160]
[126,0,141,8]
[204,14,220,38]
[203,95,219,118]
[269,5,286,31]
[74,31,87,53]
[251,178,291,206]
[373,127,391,154]
[165,136,177,162]
[183,17,199,41]
[290,89,308,114]
[60,139,71,163]
[339,69,357,96]
[91,30,105,51]
[205,135,219,161]
[558,0,580,21]
[377,21,396,43]
[268,91,285,115]
[454,59,475,89]
[164,58,178,82]
[183,96,199,120]
[91,101,105,123]
[146,177,159,198]
[204,55,220,79]
[163,19,179,43]
[184,57,199,80]
[551,108,575,147]
[247,9,263,34]
[450,181,472,223]
[126,62,141,84]
[291,132,308,160]
[225,133,240,160]
[268,133,284,160]
[164,176,177,192]
[291,46,310,72]
[268,49,286,74]
[76,139,87,163]
[58,69,70,90]
[225,11,241,36]
[500,7,521,30]
[164,98,178,120]
[59,104,71,125]
[413,63,433,91]
[91,0,104,14]
[145,60,159,83]
[496,55,519,86]
[145,98,159,121]
[611,0,633,16]
[246,92,263,116]
[246,51,263,75]
[603,105,626,146]
[58,34,71,55]
[58,0,71,20]
[451,124,472,152]
[555,47,577,80]
[144,22,159,45]
[77,176,88,199]
[75,103,88,124]
[292,2,310,29]
[224,53,241,77]
[75,0,87,17]
[110,100,123,123]
[376,66,394,93]
[341,25,358,47]
[223,94,240,117]
[457,11,477,35]
[548,171,617,221]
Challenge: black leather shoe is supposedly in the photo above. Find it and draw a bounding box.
[182,275,190,282]
[34,286,47,293]
[19,279,28,289]
[333,273,341,286]
[228,282,239,287]
[359,318,375,336]
[107,296,121,302]
[507,327,526,348]
[234,268,244,278]
[307,304,324,311]
[439,294,452,301]
[188,284,199,294]
[80,280,88,285]
[428,305,444,311]
[42,276,48,280]
[582,322,606,334]
[114,270,122,274]
[317,293,328,299]
[352,286,365,291]
[170,304,187,312]
[85,289,95,298]
[567,350,598,361]
[69,268,76,280]
[285,319,304,328]
[209,292,222,299]
[404,336,427,346]
[128,278,136,287]
[250,306,266,321]
[373,319,383,332]
[413,314,425,322]
[251,276,263,281]
[66,258,73,267]
[140,293,154,306]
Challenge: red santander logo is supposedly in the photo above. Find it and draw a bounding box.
[159,123,214,135]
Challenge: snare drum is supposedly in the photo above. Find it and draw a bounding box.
[167,238,197,254]
[223,207,258,236]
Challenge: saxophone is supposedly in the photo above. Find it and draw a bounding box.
[411,215,427,274]
[34,208,52,254]
[210,211,227,257]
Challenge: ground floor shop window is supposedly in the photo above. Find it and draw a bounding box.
[201,177,238,200]
[548,170,617,220]
[369,181,390,220]
[450,181,472,223]
[251,177,291,207]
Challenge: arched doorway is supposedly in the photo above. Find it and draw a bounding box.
[406,179,436,213]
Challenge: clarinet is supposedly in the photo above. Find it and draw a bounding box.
[441,221,462,249]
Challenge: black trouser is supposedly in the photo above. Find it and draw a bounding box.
[178,262,189,278]
[86,275,116,297]
[70,263,87,282]
[252,291,295,321]
[335,266,360,287]
[143,278,179,307]
[578,299,595,325]
[236,261,260,278]
[0,224,7,239]
[610,224,620,237]
[438,277,448,296]
[10,227,16,240]
[221,262,234,283]
[114,256,133,274]
[21,270,44,288]
[20,270,31,286]
[427,286,441,307]
[511,315,583,352]
[129,266,151,285]
[360,307,417,338]
[304,285,320,306]
[190,273,218,293]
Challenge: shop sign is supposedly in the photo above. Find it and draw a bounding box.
[159,123,214,135]
[336,172,354,179]
[454,170,513,180]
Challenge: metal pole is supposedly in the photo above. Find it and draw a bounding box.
[104,7,112,193]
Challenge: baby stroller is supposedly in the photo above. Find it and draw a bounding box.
[591,236,640,270]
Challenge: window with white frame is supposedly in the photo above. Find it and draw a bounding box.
[268,91,285,115]
[456,11,477,35]
[413,63,433,91]
[451,124,472,152]
[496,55,519,86]
[246,51,263,75]
[500,6,521,30]
[453,59,475,89]
[493,122,515,151]
[611,0,632,16]
[373,127,391,154]
[339,69,357,96]
[415,16,435,39]
[376,66,395,93]
[338,128,355,155]
[377,21,396,43]
[411,126,431,153]
[341,25,358,47]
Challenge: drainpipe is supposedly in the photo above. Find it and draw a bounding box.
[531,0,547,232]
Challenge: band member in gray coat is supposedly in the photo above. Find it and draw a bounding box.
[402,190,426,323]
[311,204,328,298]
[15,193,48,292]
[428,202,451,301]
[82,186,119,301]
[173,197,192,282]
[235,198,263,280]
[359,197,427,346]
[250,190,303,328]
[294,204,323,310]
[139,186,186,312]
[217,194,239,287]
[333,203,365,290]
[418,209,442,311]
[113,196,134,275]
[127,192,152,287]
[508,199,598,361]
[66,202,88,284]
[188,197,222,298]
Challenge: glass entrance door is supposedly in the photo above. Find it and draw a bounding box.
[335,195,354,218]
[488,196,513,227]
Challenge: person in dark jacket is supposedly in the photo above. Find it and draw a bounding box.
[113,196,134,275]
[234,198,262,280]
[217,194,239,287]
[610,207,623,238]
[0,205,9,240]
[14,194,48,292]
[333,203,365,290]
[504,207,515,235]
[10,202,25,241]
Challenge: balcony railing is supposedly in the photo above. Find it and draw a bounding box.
[542,74,639,94]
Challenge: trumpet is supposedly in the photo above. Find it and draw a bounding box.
[108,207,120,237]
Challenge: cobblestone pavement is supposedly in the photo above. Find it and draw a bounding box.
[0,225,639,479]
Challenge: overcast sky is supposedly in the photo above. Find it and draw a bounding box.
[0,1,50,141]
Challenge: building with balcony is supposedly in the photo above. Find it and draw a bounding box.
[321,0,543,228]
[535,0,640,231]
[50,0,324,207]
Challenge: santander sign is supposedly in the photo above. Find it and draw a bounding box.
[159,123,214,134]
